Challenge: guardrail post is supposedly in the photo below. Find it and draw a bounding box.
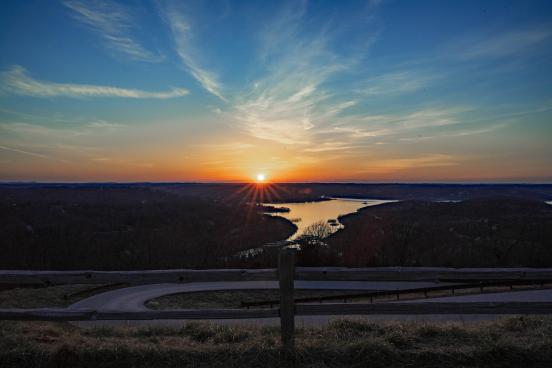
[278,247,296,353]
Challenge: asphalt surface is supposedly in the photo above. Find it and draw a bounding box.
[69,281,552,327]
[69,280,451,312]
[404,288,552,303]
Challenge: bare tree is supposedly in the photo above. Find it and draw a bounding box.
[300,220,333,239]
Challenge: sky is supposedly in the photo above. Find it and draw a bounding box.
[0,0,551,183]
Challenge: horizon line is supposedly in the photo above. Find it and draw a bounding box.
[1,181,552,185]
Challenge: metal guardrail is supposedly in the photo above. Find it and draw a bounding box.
[241,279,552,308]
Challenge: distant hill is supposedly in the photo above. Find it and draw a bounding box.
[2,182,552,202]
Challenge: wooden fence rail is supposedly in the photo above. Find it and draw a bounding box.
[294,267,552,282]
[295,302,552,316]
[0,308,279,321]
[1,302,552,322]
[2,267,552,286]
[2,252,552,352]
[0,269,278,286]
[242,279,552,308]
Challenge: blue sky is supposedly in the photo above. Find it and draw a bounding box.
[0,0,551,182]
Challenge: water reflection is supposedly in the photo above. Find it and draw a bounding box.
[264,198,395,240]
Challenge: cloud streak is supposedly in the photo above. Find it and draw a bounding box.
[399,123,507,142]
[460,28,551,60]
[0,144,68,163]
[356,71,437,96]
[161,4,226,101]
[232,1,377,145]
[63,0,163,62]
[370,154,458,171]
[323,107,470,141]
[0,66,188,99]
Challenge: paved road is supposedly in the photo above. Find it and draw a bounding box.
[70,282,552,327]
[69,280,450,311]
[403,288,552,302]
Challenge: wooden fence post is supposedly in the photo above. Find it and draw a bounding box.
[278,248,296,352]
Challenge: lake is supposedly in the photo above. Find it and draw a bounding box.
[264,198,396,240]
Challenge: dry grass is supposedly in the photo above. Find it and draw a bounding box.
[147,284,552,309]
[1,316,551,367]
[2,285,552,366]
[0,284,128,308]
[3,283,549,310]
[356,284,552,303]
[147,289,360,309]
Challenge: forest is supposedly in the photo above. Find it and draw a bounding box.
[0,187,294,270]
[326,198,552,267]
[1,184,552,269]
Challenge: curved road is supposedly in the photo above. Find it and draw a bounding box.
[69,280,450,311]
[70,281,552,327]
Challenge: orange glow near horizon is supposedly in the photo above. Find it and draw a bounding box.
[2,136,551,183]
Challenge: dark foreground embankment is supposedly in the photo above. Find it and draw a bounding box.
[1,317,551,367]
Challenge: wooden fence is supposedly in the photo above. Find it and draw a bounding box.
[2,249,552,351]
[241,279,552,308]
[2,265,552,286]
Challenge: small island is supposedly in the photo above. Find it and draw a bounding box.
[257,204,291,213]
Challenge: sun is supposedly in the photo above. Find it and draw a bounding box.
[256,173,266,182]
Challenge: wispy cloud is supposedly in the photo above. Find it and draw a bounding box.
[325,107,469,140]
[303,141,357,153]
[0,66,188,99]
[194,142,255,151]
[460,28,551,60]
[233,1,380,146]
[356,71,437,96]
[257,0,309,62]
[0,144,69,163]
[161,3,226,101]
[394,108,467,129]
[0,119,127,165]
[382,154,457,169]
[399,123,507,142]
[233,60,337,145]
[63,0,163,62]
[356,154,458,174]
[0,120,123,138]
[330,126,387,138]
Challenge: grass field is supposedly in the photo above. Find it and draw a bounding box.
[1,317,551,367]
[3,283,550,310]
[1,286,552,367]
[146,289,360,309]
[0,284,128,308]
[146,284,552,309]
